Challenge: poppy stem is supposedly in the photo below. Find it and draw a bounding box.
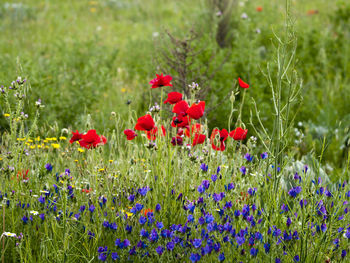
[160,87,164,120]
[2,204,5,263]
[236,89,246,127]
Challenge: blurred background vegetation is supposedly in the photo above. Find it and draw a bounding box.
[0,0,349,167]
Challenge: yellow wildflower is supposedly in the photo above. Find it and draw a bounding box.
[121,88,126,93]
[30,145,36,149]
[35,136,40,141]
[78,148,85,153]
[59,136,67,140]
[3,113,10,117]
[90,7,96,13]
[51,143,60,149]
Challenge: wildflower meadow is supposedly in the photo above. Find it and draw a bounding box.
[1,0,350,262]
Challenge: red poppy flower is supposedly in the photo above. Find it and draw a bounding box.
[187,101,205,120]
[185,123,202,138]
[149,74,172,89]
[134,114,155,131]
[192,133,206,146]
[124,129,137,140]
[307,9,318,15]
[164,92,182,105]
[210,128,229,151]
[229,127,248,140]
[146,126,166,140]
[142,208,153,217]
[70,130,83,144]
[256,6,263,12]
[171,115,190,128]
[172,100,189,116]
[171,136,183,146]
[238,77,249,89]
[177,128,184,136]
[17,169,29,182]
[82,188,93,194]
[79,129,107,149]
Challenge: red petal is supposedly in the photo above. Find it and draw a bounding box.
[192,133,206,146]
[164,92,182,104]
[134,114,155,131]
[238,77,249,89]
[186,101,205,120]
[172,100,189,116]
[229,127,248,140]
[124,129,137,140]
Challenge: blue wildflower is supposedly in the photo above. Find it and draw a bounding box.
[39,213,45,221]
[264,243,270,253]
[156,221,164,229]
[250,247,258,256]
[197,185,205,194]
[187,214,194,223]
[88,231,95,240]
[236,236,245,246]
[22,216,28,224]
[111,252,119,261]
[200,163,208,172]
[38,195,45,204]
[248,187,256,196]
[125,225,132,233]
[202,180,210,189]
[139,216,147,225]
[261,152,268,159]
[149,229,159,242]
[156,246,164,255]
[98,246,108,253]
[288,186,302,198]
[189,253,201,263]
[166,241,175,251]
[138,187,149,196]
[89,204,95,213]
[192,239,202,248]
[240,166,247,175]
[45,163,53,172]
[244,153,253,162]
[128,195,135,202]
[218,252,225,261]
[110,222,117,231]
[135,203,144,211]
[140,228,149,238]
[98,253,107,261]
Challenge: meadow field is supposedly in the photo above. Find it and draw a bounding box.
[0,0,350,262]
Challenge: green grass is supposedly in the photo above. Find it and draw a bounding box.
[0,1,350,261]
